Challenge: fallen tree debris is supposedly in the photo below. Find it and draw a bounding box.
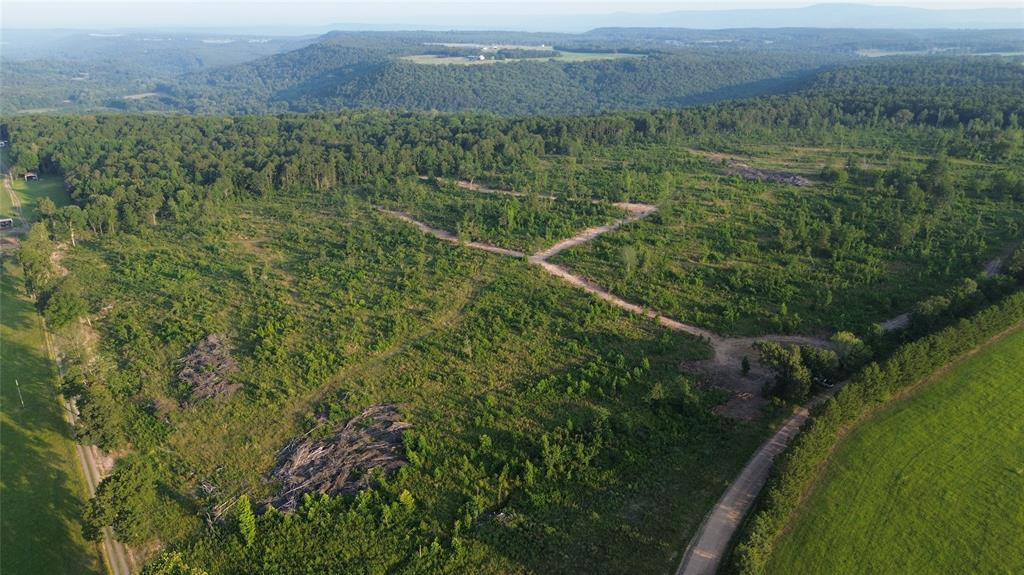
[177,334,240,402]
[724,160,813,187]
[269,404,412,512]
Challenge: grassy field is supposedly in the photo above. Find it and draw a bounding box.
[0,257,102,574]
[9,175,71,220]
[0,180,13,219]
[401,51,642,65]
[765,327,1024,575]
[47,188,770,573]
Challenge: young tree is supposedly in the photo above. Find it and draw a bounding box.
[35,197,57,220]
[621,245,638,277]
[758,342,812,402]
[237,495,256,547]
[831,331,872,370]
[142,553,209,575]
[18,223,55,296]
[44,279,88,329]
[53,205,85,246]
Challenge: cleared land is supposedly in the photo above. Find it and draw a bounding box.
[550,145,1023,336]
[401,51,642,65]
[765,328,1024,575]
[10,173,71,215]
[0,257,103,574]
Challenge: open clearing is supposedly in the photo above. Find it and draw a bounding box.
[765,327,1024,575]
[383,180,835,418]
[1,257,103,574]
[402,51,642,65]
[10,175,71,219]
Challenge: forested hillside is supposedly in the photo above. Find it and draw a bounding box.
[3,28,1022,115]
[0,31,314,113]
[172,43,833,114]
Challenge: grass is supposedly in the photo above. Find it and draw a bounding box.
[765,327,1024,575]
[9,175,71,220]
[57,191,767,573]
[0,257,102,574]
[0,181,13,219]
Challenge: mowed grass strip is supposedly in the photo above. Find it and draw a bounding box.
[766,328,1024,575]
[0,185,13,219]
[11,175,71,216]
[1,258,102,574]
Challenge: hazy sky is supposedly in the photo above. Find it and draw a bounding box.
[2,1,1020,30]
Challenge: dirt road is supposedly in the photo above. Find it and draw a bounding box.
[390,179,1017,573]
[451,179,558,201]
[379,208,526,257]
[529,202,657,261]
[43,328,136,575]
[2,174,28,250]
[879,253,1009,333]
[674,385,840,575]
[382,191,834,419]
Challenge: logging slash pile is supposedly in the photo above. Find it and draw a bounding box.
[725,160,813,187]
[177,334,240,402]
[269,404,412,511]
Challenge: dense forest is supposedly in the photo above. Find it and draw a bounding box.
[172,47,833,115]
[3,53,1023,574]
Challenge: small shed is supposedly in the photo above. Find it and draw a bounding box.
[0,218,13,230]
[24,172,38,181]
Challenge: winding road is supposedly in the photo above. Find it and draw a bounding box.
[388,179,1016,575]
[382,183,835,415]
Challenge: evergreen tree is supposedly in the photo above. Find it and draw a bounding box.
[237,495,256,547]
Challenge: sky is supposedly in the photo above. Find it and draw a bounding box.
[2,1,1021,30]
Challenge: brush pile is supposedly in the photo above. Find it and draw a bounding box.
[177,334,240,402]
[725,161,813,187]
[269,404,412,511]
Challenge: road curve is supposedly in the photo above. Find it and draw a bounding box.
[381,201,833,380]
[675,387,838,575]
[382,183,1013,574]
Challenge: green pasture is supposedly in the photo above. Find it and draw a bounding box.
[766,327,1024,574]
[401,51,642,66]
[0,257,102,574]
[9,175,71,220]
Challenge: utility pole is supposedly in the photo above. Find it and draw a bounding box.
[15,379,25,407]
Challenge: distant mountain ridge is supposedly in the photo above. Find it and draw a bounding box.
[312,3,1024,33]
[3,26,1022,115]
[3,4,1017,35]
[577,4,1024,32]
